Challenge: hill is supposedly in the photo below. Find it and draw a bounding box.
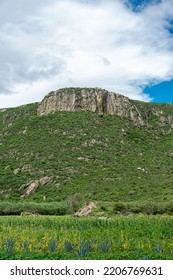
[0,87,173,214]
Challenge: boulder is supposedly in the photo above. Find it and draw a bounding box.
[75,202,97,217]
[21,181,39,198]
[20,176,52,198]
[39,176,52,186]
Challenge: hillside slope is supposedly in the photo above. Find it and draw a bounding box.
[0,88,173,209]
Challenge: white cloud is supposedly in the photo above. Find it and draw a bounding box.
[0,0,173,108]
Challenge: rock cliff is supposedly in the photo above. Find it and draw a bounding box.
[37,87,148,126]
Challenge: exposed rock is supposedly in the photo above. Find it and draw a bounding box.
[20,211,38,216]
[37,87,173,127]
[159,115,173,126]
[39,176,52,186]
[14,165,32,175]
[75,202,97,217]
[77,157,90,161]
[113,211,121,215]
[137,167,145,172]
[22,129,27,134]
[37,88,147,126]
[21,181,39,198]
[137,167,148,173]
[14,168,20,175]
[81,138,108,147]
[20,176,52,198]
[21,164,32,172]
[121,128,129,136]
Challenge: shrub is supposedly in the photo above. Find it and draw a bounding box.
[113,202,127,212]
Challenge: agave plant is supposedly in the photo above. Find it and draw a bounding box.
[99,241,110,253]
[75,241,92,258]
[5,238,15,254]
[48,239,56,252]
[64,240,73,252]
[75,247,88,258]
[155,245,164,253]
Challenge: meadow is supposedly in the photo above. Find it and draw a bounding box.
[0,214,173,260]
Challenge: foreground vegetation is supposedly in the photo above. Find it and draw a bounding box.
[0,215,173,260]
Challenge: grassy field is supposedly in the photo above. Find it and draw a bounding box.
[0,215,173,260]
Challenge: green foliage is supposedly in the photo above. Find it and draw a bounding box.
[66,193,84,214]
[0,100,173,212]
[0,201,67,215]
[4,238,15,254]
[113,202,127,211]
[0,215,173,259]
[75,241,92,258]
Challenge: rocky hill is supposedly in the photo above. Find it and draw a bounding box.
[37,88,173,127]
[0,87,173,214]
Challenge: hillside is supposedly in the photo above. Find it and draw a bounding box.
[0,88,173,214]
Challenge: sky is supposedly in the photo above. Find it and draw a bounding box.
[0,0,173,108]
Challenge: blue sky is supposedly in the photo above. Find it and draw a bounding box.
[128,0,173,103]
[144,80,173,103]
[0,0,173,107]
[127,0,161,11]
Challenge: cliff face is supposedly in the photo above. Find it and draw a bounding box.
[37,88,147,126]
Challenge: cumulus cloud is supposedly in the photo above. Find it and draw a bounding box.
[0,0,173,108]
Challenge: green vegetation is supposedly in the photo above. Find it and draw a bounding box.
[0,97,173,260]
[0,215,172,260]
[0,100,173,213]
[0,201,67,215]
[0,200,173,216]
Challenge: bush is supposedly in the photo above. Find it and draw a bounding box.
[0,202,68,216]
[113,202,127,212]
[66,193,84,214]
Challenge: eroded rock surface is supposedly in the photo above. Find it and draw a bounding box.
[37,88,146,126]
[75,202,97,217]
[20,176,52,198]
[37,87,173,127]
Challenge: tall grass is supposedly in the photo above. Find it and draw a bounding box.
[0,201,67,215]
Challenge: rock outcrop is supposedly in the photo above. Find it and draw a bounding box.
[75,202,97,217]
[20,181,39,198]
[20,176,52,198]
[37,88,146,126]
[37,87,173,127]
